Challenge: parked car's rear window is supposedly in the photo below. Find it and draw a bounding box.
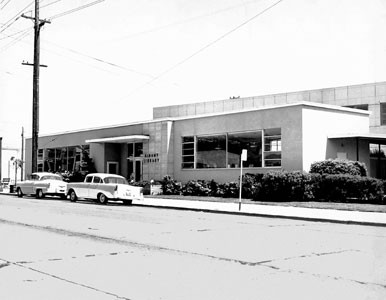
[104,177,128,185]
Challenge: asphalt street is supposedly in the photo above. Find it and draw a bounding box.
[0,194,385,300]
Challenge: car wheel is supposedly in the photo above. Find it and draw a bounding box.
[69,190,77,202]
[123,200,132,205]
[36,189,44,199]
[17,188,23,198]
[98,193,108,205]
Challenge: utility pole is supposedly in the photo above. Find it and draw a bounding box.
[21,127,24,181]
[22,0,50,173]
[0,137,2,181]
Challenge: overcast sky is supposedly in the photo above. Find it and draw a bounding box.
[1,0,386,149]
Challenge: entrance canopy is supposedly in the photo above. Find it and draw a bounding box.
[328,132,386,144]
[86,135,150,144]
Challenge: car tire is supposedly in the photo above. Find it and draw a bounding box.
[123,200,132,205]
[36,189,44,199]
[69,190,77,202]
[98,193,108,205]
[17,188,23,198]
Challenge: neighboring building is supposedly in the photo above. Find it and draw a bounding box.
[24,82,386,182]
[0,147,21,184]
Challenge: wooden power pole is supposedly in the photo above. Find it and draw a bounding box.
[22,0,50,173]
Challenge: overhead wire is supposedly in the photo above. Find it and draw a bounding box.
[0,0,11,10]
[123,0,285,98]
[0,25,32,41]
[44,40,157,79]
[0,29,32,52]
[0,0,34,33]
[114,0,265,41]
[48,0,105,20]
[41,0,62,10]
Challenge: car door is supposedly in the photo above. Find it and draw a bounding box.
[88,176,102,199]
[76,175,93,198]
[23,174,39,194]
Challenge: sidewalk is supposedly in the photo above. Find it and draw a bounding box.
[133,197,386,227]
[2,190,386,226]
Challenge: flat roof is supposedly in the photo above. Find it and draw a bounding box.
[86,135,150,143]
[35,101,369,138]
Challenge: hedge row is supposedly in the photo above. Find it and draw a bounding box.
[161,172,386,204]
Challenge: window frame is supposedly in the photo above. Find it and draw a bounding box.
[381,103,386,126]
[181,129,281,170]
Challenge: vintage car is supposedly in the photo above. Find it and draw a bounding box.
[16,172,67,199]
[66,173,144,205]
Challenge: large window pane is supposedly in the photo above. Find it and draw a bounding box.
[264,128,282,167]
[381,103,386,126]
[134,143,143,157]
[196,135,226,168]
[228,132,262,168]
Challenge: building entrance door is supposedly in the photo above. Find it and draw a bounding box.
[127,159,142,182]
[127,142,143,182]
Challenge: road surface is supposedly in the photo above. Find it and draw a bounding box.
[0,195,385,300]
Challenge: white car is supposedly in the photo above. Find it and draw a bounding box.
[66,173,144,205]
[16,172,67,199]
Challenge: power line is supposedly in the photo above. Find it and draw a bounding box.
[123,0,285,98]
[41,0,62,10]
[0,29,32,52]
[0,26,32,41]
[0,0,11,10]
[45,40,157,79]
[0,1,34,33]
[114,0,265,41]
[48,0,105,20]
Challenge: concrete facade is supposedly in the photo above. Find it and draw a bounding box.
[24,101,372,183]
[153,81,386,133]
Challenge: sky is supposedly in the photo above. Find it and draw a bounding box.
[1,0,386,150]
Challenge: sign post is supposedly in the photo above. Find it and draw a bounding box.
[239,149,247,211]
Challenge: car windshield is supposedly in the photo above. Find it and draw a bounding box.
[41,175,62,181]
[104,177,128,184]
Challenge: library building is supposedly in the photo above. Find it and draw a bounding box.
[25,81,386,182]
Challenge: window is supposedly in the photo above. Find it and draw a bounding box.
[196,135,226,168]
[85,176,93,183]
[93,176,102,183]
[42,145,87,173]
[104,177,128,184]
[182,136,195,169]
[135,143,143,157]
[228,131,262,168]
[264,128,281,167]
[181,128,281,169]
[381,103,386,126]
[128,143,143,157]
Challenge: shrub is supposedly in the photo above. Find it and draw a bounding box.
[241,173,263,199]
[310,159,368,177]
[216,181,239,198]
[253,171,314,202]
[182,180,213,196]
[161,175,182,195]
[310,174,385,204]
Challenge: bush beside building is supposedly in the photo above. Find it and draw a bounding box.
[159,159,386,204]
